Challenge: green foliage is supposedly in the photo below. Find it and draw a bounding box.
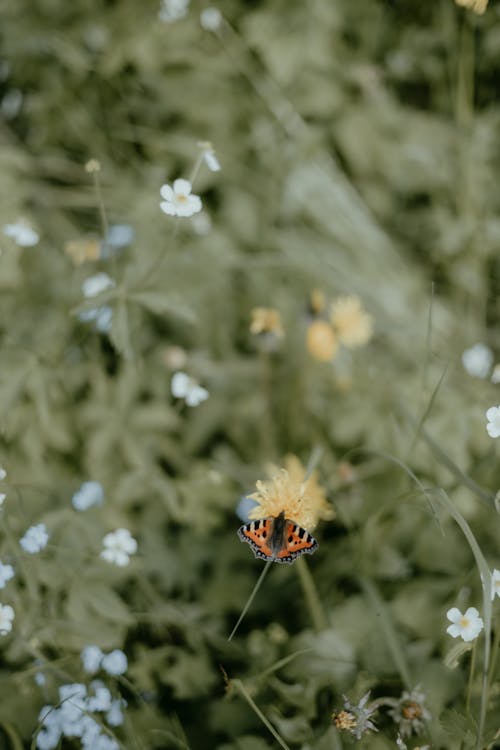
[0,0,500,748]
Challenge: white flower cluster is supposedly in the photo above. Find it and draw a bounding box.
[171,371,209,407]
[486,406,500,438]
[158,0,189,23]
[0,603,14,635]
[72,481,104,511]
[462,343,494,379]
[101,529,137,567]
[3,220,39,247]
[20,523,49,554]
[81,646,128,676]
[37,682,125,750]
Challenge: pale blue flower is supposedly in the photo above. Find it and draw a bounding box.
[72,481,104,511]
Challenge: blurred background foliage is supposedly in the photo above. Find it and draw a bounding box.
[1,0,500,747]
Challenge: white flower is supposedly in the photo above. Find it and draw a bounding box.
[20,523,49,553]
[200,6,222,30]
[159,0,190,22]
[0,493,6,508]
[36,721,61,750]
[0,604,14,635]
[87,681,112,712]
[82,272,115,298]
[72,481,104,511]
[101,528,137,567]
[486,406,500,438]
[191,212,212,235]
[160,179,202,218]
[446,606,484,642]
[101,649,128,676]
[78,305,113,333]
[81,645,104,674]
[3,221,39,247]
[171,371,209,406]
[199,142,221,172]
[462,343,493,378]
[492,364,500,384]
[0,561,14,588]
[34,671,46,686]
[106,699,126,726]
[0,467,6,480]
[491,569,500,600]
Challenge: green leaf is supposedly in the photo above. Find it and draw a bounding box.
[129,290,197,324]
[109,299,133,359]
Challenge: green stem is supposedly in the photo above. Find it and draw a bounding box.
[232,679,292,750]
[296,556,327,632]
[466,641,477,716]
[487,617,500,698]
[228,561,272,641]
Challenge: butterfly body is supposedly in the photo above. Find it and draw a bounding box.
[237,510,318,564]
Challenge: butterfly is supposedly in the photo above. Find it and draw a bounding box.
[237,510,318,564]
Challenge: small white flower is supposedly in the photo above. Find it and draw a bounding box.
[0,561,14,588]
[0,604,14,635]
[87,681,112,712]
[82,272,115,299]
[101,649,128,676]
[160,179,202,218]
[486,406,500,438]
[199,142,221,172]
[191,211,212,235]
[72,481,104,511]
[101,528,137,567]
[159,0,190,22]
[106,699,126,726]
[34,671,47,686]
[3,221,39,247]
[78,306,113,333]
[0,467,6,480]
[446,606,484,642]
[81,645,104,674]
[0,493,6,508]
[20,523,49,554]
[200,6,222,31]
[462,343,493,378]
[36,721,61,750]
[171,371,209,406]
[491,569,500,600]
[492,364,500,384]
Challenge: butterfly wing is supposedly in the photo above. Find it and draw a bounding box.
[274,520,318,564]
[237,518,275,561]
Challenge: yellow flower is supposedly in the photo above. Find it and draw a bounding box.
[455,0,488,14]
[249,307,284,337]
[64,238,101,265]
[332,711,357,732]
[306,320,339,362]
[330,295,373,348]
[248,455,334,531]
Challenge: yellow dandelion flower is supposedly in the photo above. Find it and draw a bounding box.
[249,455,334,531]
[249,307,284,337]
[330,295,373,348]
[306,320,339,362]
[455,0,488,14]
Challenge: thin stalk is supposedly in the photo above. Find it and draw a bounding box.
[228,561,272,641]
[232,679,292,750]
[487,617,500,699]
[295,556,327,632]
[465,641,477,716]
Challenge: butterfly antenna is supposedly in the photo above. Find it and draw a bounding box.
[228,560,273,642]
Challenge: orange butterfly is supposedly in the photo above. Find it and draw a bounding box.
[237,510,318,564]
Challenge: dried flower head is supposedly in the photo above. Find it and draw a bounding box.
[455,0,488,14]
[250,307,284,337]
[332,692,378,740]
[388,687,431,738]
[330,295,373,348]
[85,159,101,173]
[248,455,333,531]
[306,319,339,362]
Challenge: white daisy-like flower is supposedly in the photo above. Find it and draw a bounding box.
[492,364,500,384]
[486,406,500,438]
[20,523,49,554]
[101,649,128,676]
[0,468,6,480]
[446,606,484,642]
[101,528,137,567]
[0,561,14,588]
[82,272,115,299]
[81,645,104,674]
[72,481,104,511]
[160,179,202,218]
[0,604,15,635]
[159,0,190,22]
[171,371,209,406]
[3,221,39,247]
[462,343,493,378]
[200,6,222,31]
